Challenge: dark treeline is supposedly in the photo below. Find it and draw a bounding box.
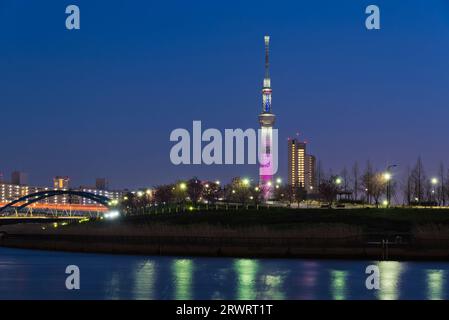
[120,157,448,213]
[317,157,448,207]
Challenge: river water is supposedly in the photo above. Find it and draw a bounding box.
[0,247,448,300]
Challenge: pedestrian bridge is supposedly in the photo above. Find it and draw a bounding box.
[0,190,112,217]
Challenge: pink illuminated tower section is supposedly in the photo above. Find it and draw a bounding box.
[259,35,275,200]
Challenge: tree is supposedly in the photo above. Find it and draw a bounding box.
[274,184,294,204]
[187,177,203,204]
[411,157,426,203]
[121,190,152,214]
[225,177,251,204]
[403,166,412,206]
[202,181,221,204]
[352,162,359,201]
[361,160,374,204]
[370,173,387,208]
[294,186,307,206]
[317,160,324,186]
[438,163,446,206]
[120,192,137,213]
[341,166,349,193]
[318,176,339,206]
[250,186,263,205]
[173,181,188,204]
[154,184,174,204]
[446,168,449,205]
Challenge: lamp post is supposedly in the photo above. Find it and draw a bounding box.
[431,177,438,206]
[385,164,398,208]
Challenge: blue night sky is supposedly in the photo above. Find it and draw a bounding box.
[1,0,449,189]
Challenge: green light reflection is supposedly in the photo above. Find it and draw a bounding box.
[427,270,444,300]
[330,270,348,300]
[261,274,286,300]
[172,259,194,300]
[133,261,156,300]
[234,259,259,300]
[377,261,403,300]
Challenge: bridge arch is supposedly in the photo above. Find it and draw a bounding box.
[0,190,112,213]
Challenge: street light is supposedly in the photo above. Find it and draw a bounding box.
[385,164,398,208]
[431,178,438,205]
[179,182,187,190]
[335,177,342,185]
[242,178,250,186]
[276,177,282,184]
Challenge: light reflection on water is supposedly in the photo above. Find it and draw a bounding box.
[377,261,403,300]
[330,270,348,300]
[1,248,449,300]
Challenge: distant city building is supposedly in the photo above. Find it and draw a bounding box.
[0,184,44,204]
[11,171,28,186]
[79,187,123,206]
[95,178,108,190]
[288,138,316,192]
[1,180,124,207]
[0,172,3,183]
[53,176,70,189]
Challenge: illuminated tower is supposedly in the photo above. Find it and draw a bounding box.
[259,35,276,200]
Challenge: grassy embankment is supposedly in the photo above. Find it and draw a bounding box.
[2,207,449,259]
[4,207,449,240]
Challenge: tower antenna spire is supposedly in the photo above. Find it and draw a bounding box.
[264,35,270,79]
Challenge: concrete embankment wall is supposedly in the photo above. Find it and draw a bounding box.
[1,233,449,260]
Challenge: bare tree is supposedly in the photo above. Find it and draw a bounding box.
[361,160,374,204]
[318,176,339,206]
[403,166,412,206]
[370,173,387,207]
[438,162,446,206]
[317,160,324,186]
[341,166,349,193]
[352,162,359,201]
[411,157,426,203]
[446,169,449,205]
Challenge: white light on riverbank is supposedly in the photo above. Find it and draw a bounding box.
[104,210,120,219]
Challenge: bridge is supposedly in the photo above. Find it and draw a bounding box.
[0,190,112,218]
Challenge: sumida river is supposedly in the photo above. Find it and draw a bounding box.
[0,247,447,300]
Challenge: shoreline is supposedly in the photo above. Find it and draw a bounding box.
[2,233,449,261]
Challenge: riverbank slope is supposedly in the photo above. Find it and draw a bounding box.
[1,208,449,260]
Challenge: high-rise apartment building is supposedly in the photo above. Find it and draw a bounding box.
[288,139,316,192]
